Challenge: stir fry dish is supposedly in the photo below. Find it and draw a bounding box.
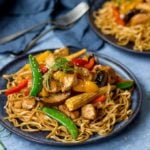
[93,0,150,52]
[0,48,134,143]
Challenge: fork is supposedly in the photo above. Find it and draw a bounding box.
[0,2,89,55]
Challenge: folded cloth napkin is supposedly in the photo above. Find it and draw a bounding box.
[0,0,103,54]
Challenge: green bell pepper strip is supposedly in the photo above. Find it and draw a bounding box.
[40,107,79,139]
[116,80,134,89]
[29,54,43,96]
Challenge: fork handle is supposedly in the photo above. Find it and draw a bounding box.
[22,26,56,54]
[0,20,50,44]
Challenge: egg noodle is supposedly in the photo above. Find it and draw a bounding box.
[2,48,132,143]
[93,1,150,52]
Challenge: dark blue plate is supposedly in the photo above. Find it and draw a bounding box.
[0,48,142,146]
[89,0,150,55]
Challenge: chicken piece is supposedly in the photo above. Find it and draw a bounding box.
[43,77,60,93]
[81,104,97,120]
[13,101,22,109]
[136,3,150,12]
[59,105,80,119]
[76,67,93,80]
[130,13,150,25]
[53,72,77,92]
[92,65,116,84]
[146,0,150,3]
[48,80,60,93]
[61,74,77,92]
[22,98,36,110]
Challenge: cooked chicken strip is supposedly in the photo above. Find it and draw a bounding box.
[22,98,36,110]
[81,104,97,120]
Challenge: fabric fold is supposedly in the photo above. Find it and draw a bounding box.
[0,0,103,54]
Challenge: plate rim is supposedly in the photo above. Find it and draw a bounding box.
[0,49,143,146]
[88,0,150,55]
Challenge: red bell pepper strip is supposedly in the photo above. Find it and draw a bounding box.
[71,58,88,67]
[24,88,30,96]
[5,79,28,95]
[92,95,106,103]
[112,7,125,26]
[84,57,95,70]
[39,64,48,74]
[115,75,123,83]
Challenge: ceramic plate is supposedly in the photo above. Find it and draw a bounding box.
[0,48,142,146]
[89,0,150,55]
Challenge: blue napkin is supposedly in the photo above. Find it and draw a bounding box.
[0,0,103,54]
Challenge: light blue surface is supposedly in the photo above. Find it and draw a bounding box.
[0,31,150,150]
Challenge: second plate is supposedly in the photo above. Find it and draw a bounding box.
[89,0,150,55]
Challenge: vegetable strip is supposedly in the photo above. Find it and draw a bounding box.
[41,107,79,139]
[29,54,43,96]
[5,79,28,95]
[116,80,134,89]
